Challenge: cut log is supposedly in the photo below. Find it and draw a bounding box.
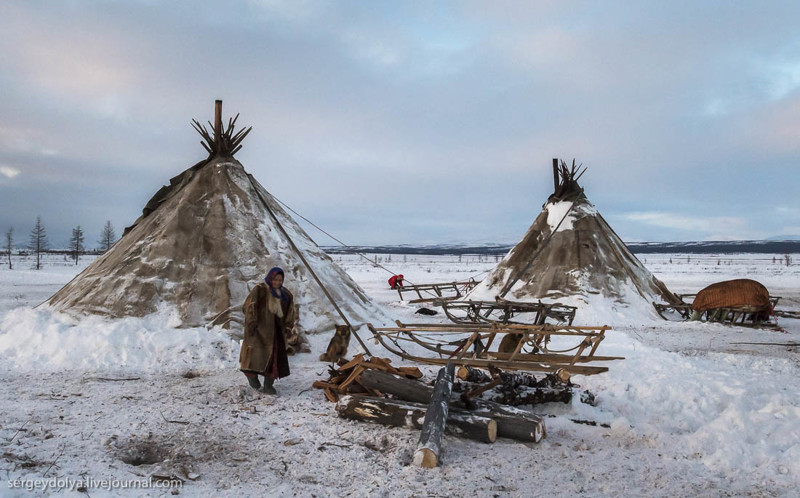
[466,404,544,443]
[483,387,572,406]
[414,362,455,468]
[335,395,496,443]
[453,379,572,405]
[359,369,545,443]
[359,368,436,403]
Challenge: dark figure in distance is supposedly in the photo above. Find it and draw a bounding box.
[388,274,404,289]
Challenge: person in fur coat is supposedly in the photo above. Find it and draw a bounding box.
[239,267,297,394]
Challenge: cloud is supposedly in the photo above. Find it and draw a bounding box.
[2,2,800,245]
[624,212,748,234]
[0,166,20,179]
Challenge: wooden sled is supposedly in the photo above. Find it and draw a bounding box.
[439,299,576,326]
[654,298,782,328]
[396,279,480,304]
[367,321,622,376]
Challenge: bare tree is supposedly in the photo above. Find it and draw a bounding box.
[4,227,12,270]
[99,220,117,253]
[69,225,85,265]
[28,216,49,270]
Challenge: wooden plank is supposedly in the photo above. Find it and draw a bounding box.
[481,352,624,363]
[384,322,610,333]
[399,356,609,375]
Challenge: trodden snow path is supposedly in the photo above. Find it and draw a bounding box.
[0,252,799,496]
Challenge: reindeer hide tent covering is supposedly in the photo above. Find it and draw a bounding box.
[691,279,771,312]
[467,161,681,313]
[47,156,389,336]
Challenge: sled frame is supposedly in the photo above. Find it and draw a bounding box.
[367,321,622,376]
[439,299,577,326]
[396,279,480,304]
[653,302,780,327]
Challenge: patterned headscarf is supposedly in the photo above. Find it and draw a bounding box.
[265,267,287,301]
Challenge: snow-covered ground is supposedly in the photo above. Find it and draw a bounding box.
[1,252,799,497]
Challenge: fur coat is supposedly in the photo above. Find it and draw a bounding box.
[239,283,297,377]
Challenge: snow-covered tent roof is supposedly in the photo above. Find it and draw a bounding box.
[467,160,680,316]
[47,103,388,335]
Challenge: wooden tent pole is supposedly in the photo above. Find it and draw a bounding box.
[552,157,559,193]
[214,100,222,155]
[246,174,373,356]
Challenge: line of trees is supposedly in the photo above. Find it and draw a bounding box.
[3,218,119,270]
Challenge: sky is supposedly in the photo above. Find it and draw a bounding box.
[1,0,799,248]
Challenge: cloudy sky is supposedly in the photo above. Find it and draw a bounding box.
[1,1,799,248]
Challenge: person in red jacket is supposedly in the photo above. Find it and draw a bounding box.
[388,274,404,289]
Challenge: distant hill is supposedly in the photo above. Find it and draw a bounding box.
[322,244,513,256]
[323,240,800,256]
[626,240,800,254]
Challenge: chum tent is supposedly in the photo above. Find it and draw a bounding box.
[466,160,681,315]
[47,101,389,340]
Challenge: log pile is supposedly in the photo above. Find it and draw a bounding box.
[357,368,546,444]
[311,354,422,402]
[315,358,549,468]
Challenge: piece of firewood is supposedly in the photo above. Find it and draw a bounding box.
[324,388,338,403]
[312,380,339,390]
[335,395,496,443]
[457,365,492,383]
[336,366,365,393]
[337,354,365,371]
[396,366,423,379]
[413,362,455,468]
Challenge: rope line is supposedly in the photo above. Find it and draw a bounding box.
[247,174,373,355]
[270,193,449,300]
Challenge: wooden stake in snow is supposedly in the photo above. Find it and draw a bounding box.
[413,362,455,468]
